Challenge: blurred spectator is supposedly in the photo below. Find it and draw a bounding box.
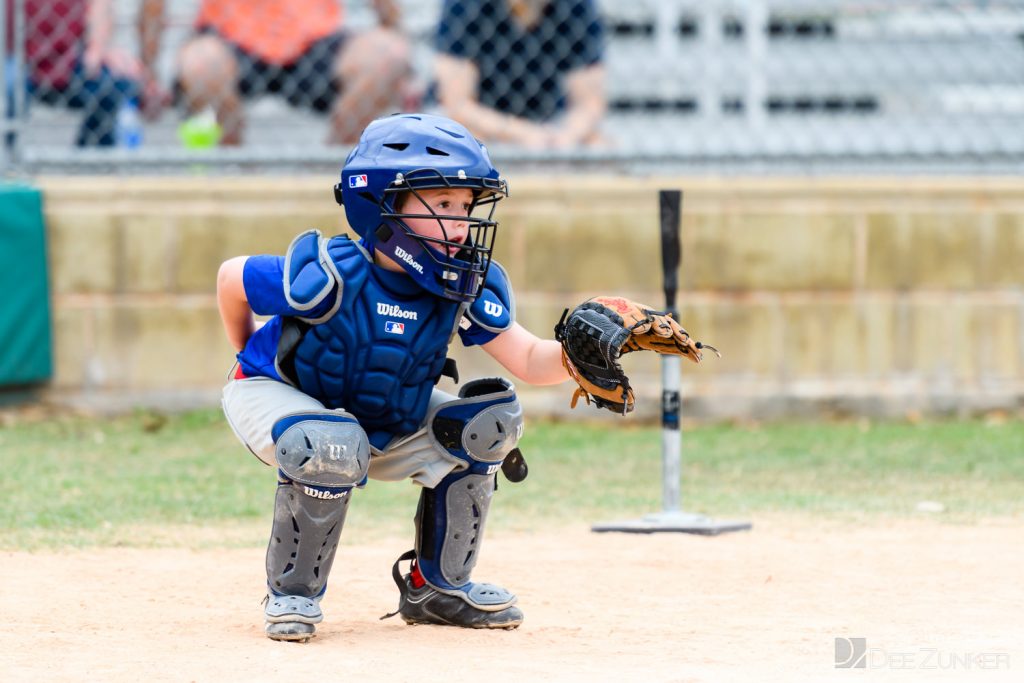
[4,0,165,147]
[160,0,410,146]
[434,0,606,149]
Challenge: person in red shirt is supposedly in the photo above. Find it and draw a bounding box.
[5,0,165,146]
[151,0,410,146]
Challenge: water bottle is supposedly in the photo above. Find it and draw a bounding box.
[178,107,222,150]
[116,100,143,149]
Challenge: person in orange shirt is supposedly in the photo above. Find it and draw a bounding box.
[146,0,408,145]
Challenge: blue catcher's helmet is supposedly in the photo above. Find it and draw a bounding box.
[334,113,508,303]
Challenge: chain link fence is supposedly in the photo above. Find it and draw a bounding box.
[3,0,1024,174]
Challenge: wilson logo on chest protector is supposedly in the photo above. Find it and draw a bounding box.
[377,303,418,320]
[384,321,405,334]
[483,301,503,317]
[393,246,424,274]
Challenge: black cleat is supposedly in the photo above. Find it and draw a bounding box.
[382,550,523,629]
[397,578,523,629]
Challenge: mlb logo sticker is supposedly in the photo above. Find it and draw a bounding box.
[385,321,405,335]
[349,174,368,188]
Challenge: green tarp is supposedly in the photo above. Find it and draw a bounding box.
[0,183,52,385]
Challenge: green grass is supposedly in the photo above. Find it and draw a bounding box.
[0,409,1022,549]
[508,417,1024,523]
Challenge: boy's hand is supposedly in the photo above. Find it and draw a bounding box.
[553,296,719,414]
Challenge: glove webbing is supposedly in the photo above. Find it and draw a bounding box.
[556,306,634,414]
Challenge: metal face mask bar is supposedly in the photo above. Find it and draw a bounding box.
[380,168,507,301]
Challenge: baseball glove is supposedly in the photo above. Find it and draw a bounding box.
[553,296,719,414]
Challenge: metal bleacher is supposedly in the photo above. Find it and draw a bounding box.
[598,0,1024,169]
[9,0,1024,174]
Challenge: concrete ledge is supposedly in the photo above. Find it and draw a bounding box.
[35,175,1024,418]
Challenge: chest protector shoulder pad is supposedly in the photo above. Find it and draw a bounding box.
[283,229,343,324]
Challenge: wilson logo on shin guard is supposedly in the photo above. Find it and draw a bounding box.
[303,486,348,500]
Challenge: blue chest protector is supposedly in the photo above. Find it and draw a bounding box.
[276,237,460,450]
[276,237,463,449]
[240,230,515,449]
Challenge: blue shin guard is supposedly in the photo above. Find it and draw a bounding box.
[386,378,525,627]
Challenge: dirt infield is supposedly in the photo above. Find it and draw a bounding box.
[3,515,1021,683]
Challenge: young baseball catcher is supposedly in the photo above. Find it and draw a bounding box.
[216,113,714,642]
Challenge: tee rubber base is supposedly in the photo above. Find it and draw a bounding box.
[591,511,752,535]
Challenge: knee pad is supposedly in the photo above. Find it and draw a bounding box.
[272,413,370,488]
[266,414,370,598]
[428,377,523,475]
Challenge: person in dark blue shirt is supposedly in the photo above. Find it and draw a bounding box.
[434,0,606,148]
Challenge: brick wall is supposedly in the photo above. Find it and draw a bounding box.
[38,176,1024,418]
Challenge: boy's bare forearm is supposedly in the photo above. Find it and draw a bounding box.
[217,257,254,352]
[483,324,569,386]
[524,338,570,386]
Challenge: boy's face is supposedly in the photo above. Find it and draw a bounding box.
[398,187,475,257]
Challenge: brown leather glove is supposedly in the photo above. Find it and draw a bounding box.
[554,296,719,414]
